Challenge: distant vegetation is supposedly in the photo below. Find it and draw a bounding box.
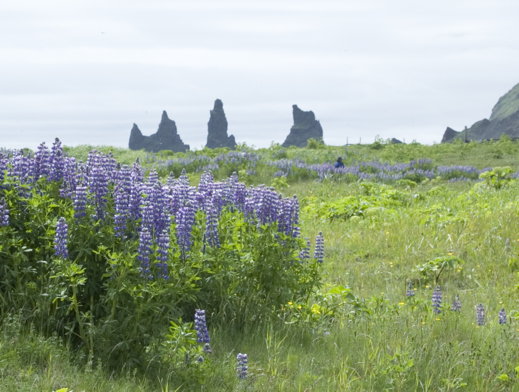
[1,138,518,391]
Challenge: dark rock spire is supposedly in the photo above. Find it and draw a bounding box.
[282,105,324,147]
[205,99,237,149]
[128,111,189,152]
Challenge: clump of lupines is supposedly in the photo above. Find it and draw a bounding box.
[1,140,308,281]
[451,295,461,312]
[54,217,69,259]
[476,304,485,326]
[432,286,442,314]
[236,353,248,379]
[194,309,211,353]
[314,232,324,263]
[0,199,9,226]
[498,308,507,325]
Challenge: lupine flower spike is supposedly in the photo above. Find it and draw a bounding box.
[451,295,461,312]
[498,308,507,325]
[54,217,68,259]
[194,309,212,353]
[476,304,485,326]
[0,199,9,226]
[406,282,415,297]
[314,232,324,263]
[236,353,248,379]
[432,286,442,314]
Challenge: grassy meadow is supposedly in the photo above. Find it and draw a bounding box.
[0,138,518,391]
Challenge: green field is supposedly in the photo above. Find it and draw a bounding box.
[0,139,518,391]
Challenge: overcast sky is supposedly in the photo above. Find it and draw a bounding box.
[1,0,518,150]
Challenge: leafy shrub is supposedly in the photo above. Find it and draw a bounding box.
[479,166,513,189]
[0,140,321,372]
[306,138,325,149]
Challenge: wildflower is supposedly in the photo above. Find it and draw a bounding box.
[476,304,485,326]
[498,308,507,325]
[204,196,220,248]
[137,227,153,279]
[194,309,211,353]
[314,232,324,263]
[73,185,88,218]
[451,295,461,312]
[406,282,415,297]
[156,228,170,279]
[33,142,51,179]
[432,286,442,314]
[0,199,9,226]
[299,238,311,261]
[54,217,68,259]
[49,137,65,182]
[176,203,196,258]
[236,353,248,379]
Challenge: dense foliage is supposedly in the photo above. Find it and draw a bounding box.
[0,139,321,372]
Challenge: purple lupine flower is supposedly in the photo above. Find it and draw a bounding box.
[176,202,196,258]
[152,183,170,235]
[451,295,461,312]
[476,304,485,326]
[128,176,142,221]
[140,197,155,233]
[49,138,65,182]
[0,199,9,226]
[498,308,507,325]
[156,227,170,279]
[73,185,88,218]
[138,226,153,279]
[314,232,324,263]
[194,309,212,353]
[278,196,299,237]
[299,238,311,261]
[0,153,8,183]
[33,142,51,180]
[11,151,31,183]
[54,217,68,259]
[86,151,109,220]
[432,286,442,314]
[204,195,220,248]
[60,157,79,198]
[113,169,131,238]
[236,353,248,379]
[406,282,415,297]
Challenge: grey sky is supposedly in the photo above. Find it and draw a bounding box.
[1,0,518,149]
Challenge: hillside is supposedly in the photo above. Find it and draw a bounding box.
[442,82,519,142]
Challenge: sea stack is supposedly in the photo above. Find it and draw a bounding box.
[205,99,237,149]
[128,111,189,152]
[282,105,324,147]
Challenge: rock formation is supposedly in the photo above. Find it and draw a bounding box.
[441,127,460,143]
[282,105,323,147]
[205,99,236,149]
[442,83,519,142]
[129,111,189,152]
